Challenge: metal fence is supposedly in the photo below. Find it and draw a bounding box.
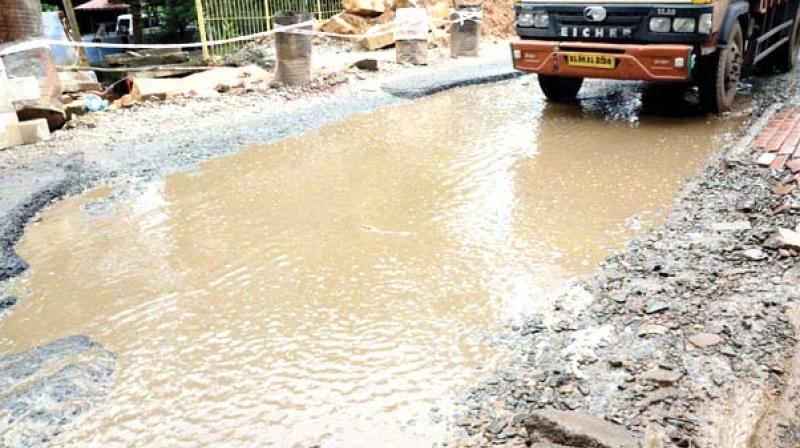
[194,0,341,58]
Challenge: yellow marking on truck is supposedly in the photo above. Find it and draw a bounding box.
[566,53,616,69]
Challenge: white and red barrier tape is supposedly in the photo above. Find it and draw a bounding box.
[0,20,314,56]
[0,11,482,57]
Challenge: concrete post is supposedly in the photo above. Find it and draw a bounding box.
[274,12,313,86]
[0,59,23,150]
[450,2,481,57]
[395,8,428,65]
[396,41,428,65]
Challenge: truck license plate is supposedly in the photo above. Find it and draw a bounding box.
[566,53,616,69]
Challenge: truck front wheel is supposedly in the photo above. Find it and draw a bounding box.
[698,22,743,113]
[538,75,584,102]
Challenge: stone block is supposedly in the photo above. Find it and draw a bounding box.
[7,76,40,102]
[0,113,23,150]
[0,60,23,150]
[343,0,385,17]
[18,118,50,145]
[361,23,396,49]
[524,410,639,448]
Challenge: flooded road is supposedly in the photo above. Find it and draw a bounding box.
[0,80,741,447]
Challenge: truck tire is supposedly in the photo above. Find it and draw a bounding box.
[698,22,743,113]
[538,75,583,102]
[772,10,800,72]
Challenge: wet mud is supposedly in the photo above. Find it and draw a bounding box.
[0,154,88,282]
[0,79,745,447]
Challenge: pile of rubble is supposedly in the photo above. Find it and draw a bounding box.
[0,60,52,149]
[321,0,452,49]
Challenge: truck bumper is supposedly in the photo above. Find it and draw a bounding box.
[511,40,693,82]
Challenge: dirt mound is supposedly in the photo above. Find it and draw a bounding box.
[323,0,516,42]
[480,0,515,37]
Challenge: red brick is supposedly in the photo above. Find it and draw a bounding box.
[770,154,789,170]
[753,137,769,149]
[767,133,789,152]
[787,159,800,173]
[754,141,771,151]
[767,116,800,151]
[780,131,800,154]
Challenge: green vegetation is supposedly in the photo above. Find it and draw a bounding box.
[160,0,198,42]
[107,0,198,43]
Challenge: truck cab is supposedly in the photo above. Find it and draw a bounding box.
[511,0,800,112]
[115,13,161,43]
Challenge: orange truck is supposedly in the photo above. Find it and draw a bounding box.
[510,0,800,112]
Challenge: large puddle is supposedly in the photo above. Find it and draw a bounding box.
[0,80,740,447]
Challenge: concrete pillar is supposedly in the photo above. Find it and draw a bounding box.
[396,41,428,65]
[395,8,428,65]
[450,2,481,57]
[0,59,23,150]
[274,12,313,86]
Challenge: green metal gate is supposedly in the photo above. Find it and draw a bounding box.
[194,0,341,58]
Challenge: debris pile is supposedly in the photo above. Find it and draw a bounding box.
[480,0,515,37]
[120,65,274,105]
[59,70,104,118]
[322,7,398,50]
[0,59,53,149]
[321,0,453,49]
[0,0,66,130]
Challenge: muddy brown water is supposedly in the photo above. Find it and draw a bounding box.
[0,81,740,447]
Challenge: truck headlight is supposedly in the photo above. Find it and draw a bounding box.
[532,10,550,28]
[672,17,696,32]
[698,13,713,34]
[517,11,534,27]
[649,17,672,33]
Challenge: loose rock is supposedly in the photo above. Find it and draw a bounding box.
[640,368,683,386]
[524,410,639,448]
[742,248,768,261]
[687,333,722,349]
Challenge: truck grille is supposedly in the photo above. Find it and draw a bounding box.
[553,11,644,26]
[551,10,646,40]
